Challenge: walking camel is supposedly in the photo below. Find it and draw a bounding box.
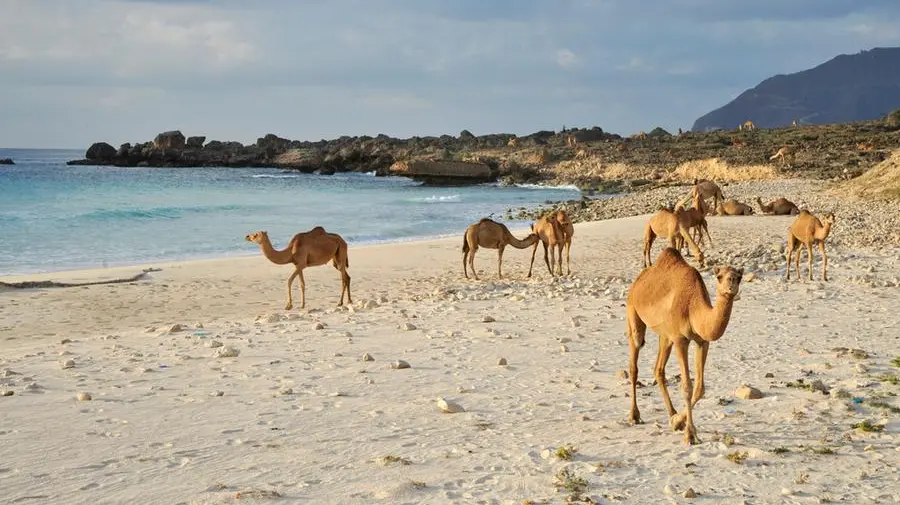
[626,247,743,444]
[643,207,706,268]
[785,211,836,281]
[463,218,539,280]
[245,228,351,310]
[757,197,800,215]
[770,145,796,167]
[685,179,724,215]
[674,195,713,249]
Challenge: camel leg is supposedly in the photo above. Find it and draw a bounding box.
[542,242,552,276]
[627,307,646,424]
[469,245,479,281]
[555,243,563,276]
[285,269,299,310]
[297,268,307,309]
[691,340,709,406]
[794,243,802,280]
[703,223,713,247]
[785,236,795,280]
[565,240,571,275]
[643,226,655,268]
[819,242,828,281]
[496,245,505,279]
[653,336,678,423]
[462,247,469,279]
[527,241,539,278]
[673,339,699,445]
[339,267,351,306]
[805,242,814,281]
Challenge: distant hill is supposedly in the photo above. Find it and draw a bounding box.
[692,47,900,132]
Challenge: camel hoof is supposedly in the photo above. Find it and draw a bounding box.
[284,304,293,311]
[628,412,642,425]
[670,413,687,432]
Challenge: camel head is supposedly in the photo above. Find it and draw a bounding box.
[820,212,836,227]
[554,210,571,226]
[712,265,743,299]
[245,231,268,244]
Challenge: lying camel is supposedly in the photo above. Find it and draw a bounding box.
[785,211,836,281]
[687,179,724,215]
[643,208,705,268]
[463,218,539,280]
[626,247,743,445]
[715,199,754,216]
[529,213,566,277]
[769,145,796,167]
[246,228,351,310]
[757,197,800,215]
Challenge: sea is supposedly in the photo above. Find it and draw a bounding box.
[0,148,584,276]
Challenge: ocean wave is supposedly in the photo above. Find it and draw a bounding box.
[489,182,582,192]
[77,204,245,221]
[248,174,302,179]
[409,194,462,203]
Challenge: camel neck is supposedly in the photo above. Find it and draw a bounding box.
[689,292,735,342]
[817,222,832,240]
[259,236,294,265]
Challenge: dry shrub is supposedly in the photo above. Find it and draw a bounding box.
[839,149,900,199]
[673,158,777,182]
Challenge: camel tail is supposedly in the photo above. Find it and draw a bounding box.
[462,233,470,254]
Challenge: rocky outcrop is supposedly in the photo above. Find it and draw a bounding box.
[389,160,496,185]
[86,142,117,161]
[186,136,206,148]
[153,130,185,149]
[0,158,13,165]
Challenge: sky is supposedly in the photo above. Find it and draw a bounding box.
[1,0,899,149]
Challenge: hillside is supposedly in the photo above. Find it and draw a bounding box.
[692,47,900,132]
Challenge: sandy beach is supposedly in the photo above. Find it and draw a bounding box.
[2,193,899,504]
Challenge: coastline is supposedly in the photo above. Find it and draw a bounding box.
[2,181,899,504]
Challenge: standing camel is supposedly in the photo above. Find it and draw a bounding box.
[626,247,743,445]
[529,213,566,277]
[553,210,575,275]
[684,179,724,215]
[245,228,351,310]
[785,211,836,281]
[463,218,539,280]
[643,208,706,268]
[770,145,796,167]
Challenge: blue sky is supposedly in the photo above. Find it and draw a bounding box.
[1,0,899,148]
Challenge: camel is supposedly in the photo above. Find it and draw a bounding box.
[507,137,519,148]
[633,131,647,142]
[715,199,754,216]
[785,211,836,282]
[687,178,724,215]
[566,135,577,148]
[643,208,705,268]
[462,218,539,280]
[552,210,574,275]
[792,119,798,127]
[769,145,796,167]
[739,120,755,131]
[674,195,712,249]
[245,228,351,310]
[757,197,800,215]
[529,213,566,277]
[626,247,743,445]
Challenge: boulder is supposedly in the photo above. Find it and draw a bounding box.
[152,130,186,149]
[186,136,206,148]
[256,133,291,153]
[390,160,496,184]
[459,129,475,141]
[0,158,13,165]
[85,142,117,161]
[116,143,131,157]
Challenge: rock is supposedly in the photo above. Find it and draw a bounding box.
[0,158,14,165]
[809,379,829,394]
[683,488,697,499]
[615,370,629,379]
[85,142,117,161]
[391,360,411,369]
[312,322,326,330]
[362,353,375,362]
[735,385,763,400]
[216,346,240,358]
[185,136,206,148]
[59,338,72,345]
[1,391,13,396]
[744,272,757,282]
[152,130,186,149]
[169,324,186,333]
[481,315,495,323]
[497,357,508,366]
[206,340,223,348]
[76,392,92,401]
[59,359,75,370]
[277,386,293,395]
[764,372,775,378]
[211,390,224,397]
[400,322,417,331]
[436,397,465,413]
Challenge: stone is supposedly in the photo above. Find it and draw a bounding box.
[312,322,326,330]
[683,488,697,498]
[362,353,375,362]
[216,346,240,358]
[735,385,763,400]
[60,359,75,370]
[76,392,92,401]
[400,322,417,331]
[436,397,464,413]
[391,360,411,369]
[497,358,508,366]
[481,315,495,323]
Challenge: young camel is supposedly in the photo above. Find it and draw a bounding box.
[674,196,713,249]
[529,213,566,277]
[715,199,754,216]
[626,248,743,445]
[245,228,351,310]
[757,197,800,215]
[463,218,539,280]
[643,208,706,268]
[785,211,836,281]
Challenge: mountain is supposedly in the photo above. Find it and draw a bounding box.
[692,47,900,132]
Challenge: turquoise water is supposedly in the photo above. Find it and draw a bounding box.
[0,148,582,275]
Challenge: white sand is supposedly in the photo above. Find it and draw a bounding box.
[1,215,898,504]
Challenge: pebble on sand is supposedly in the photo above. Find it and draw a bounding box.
[1,390,13,397]
[216,346,240,358]
[497,358,508,366]
[481,315,495,323]
[436,397,464,413]
[76,392,92,401]
[59,359,75,370]
[400,322,417,331]
[362,353,375,362]
[312,322,326,330]
[391,360,411,369]
[735,385,763,400]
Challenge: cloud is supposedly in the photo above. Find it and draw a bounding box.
[1,0,899,148]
